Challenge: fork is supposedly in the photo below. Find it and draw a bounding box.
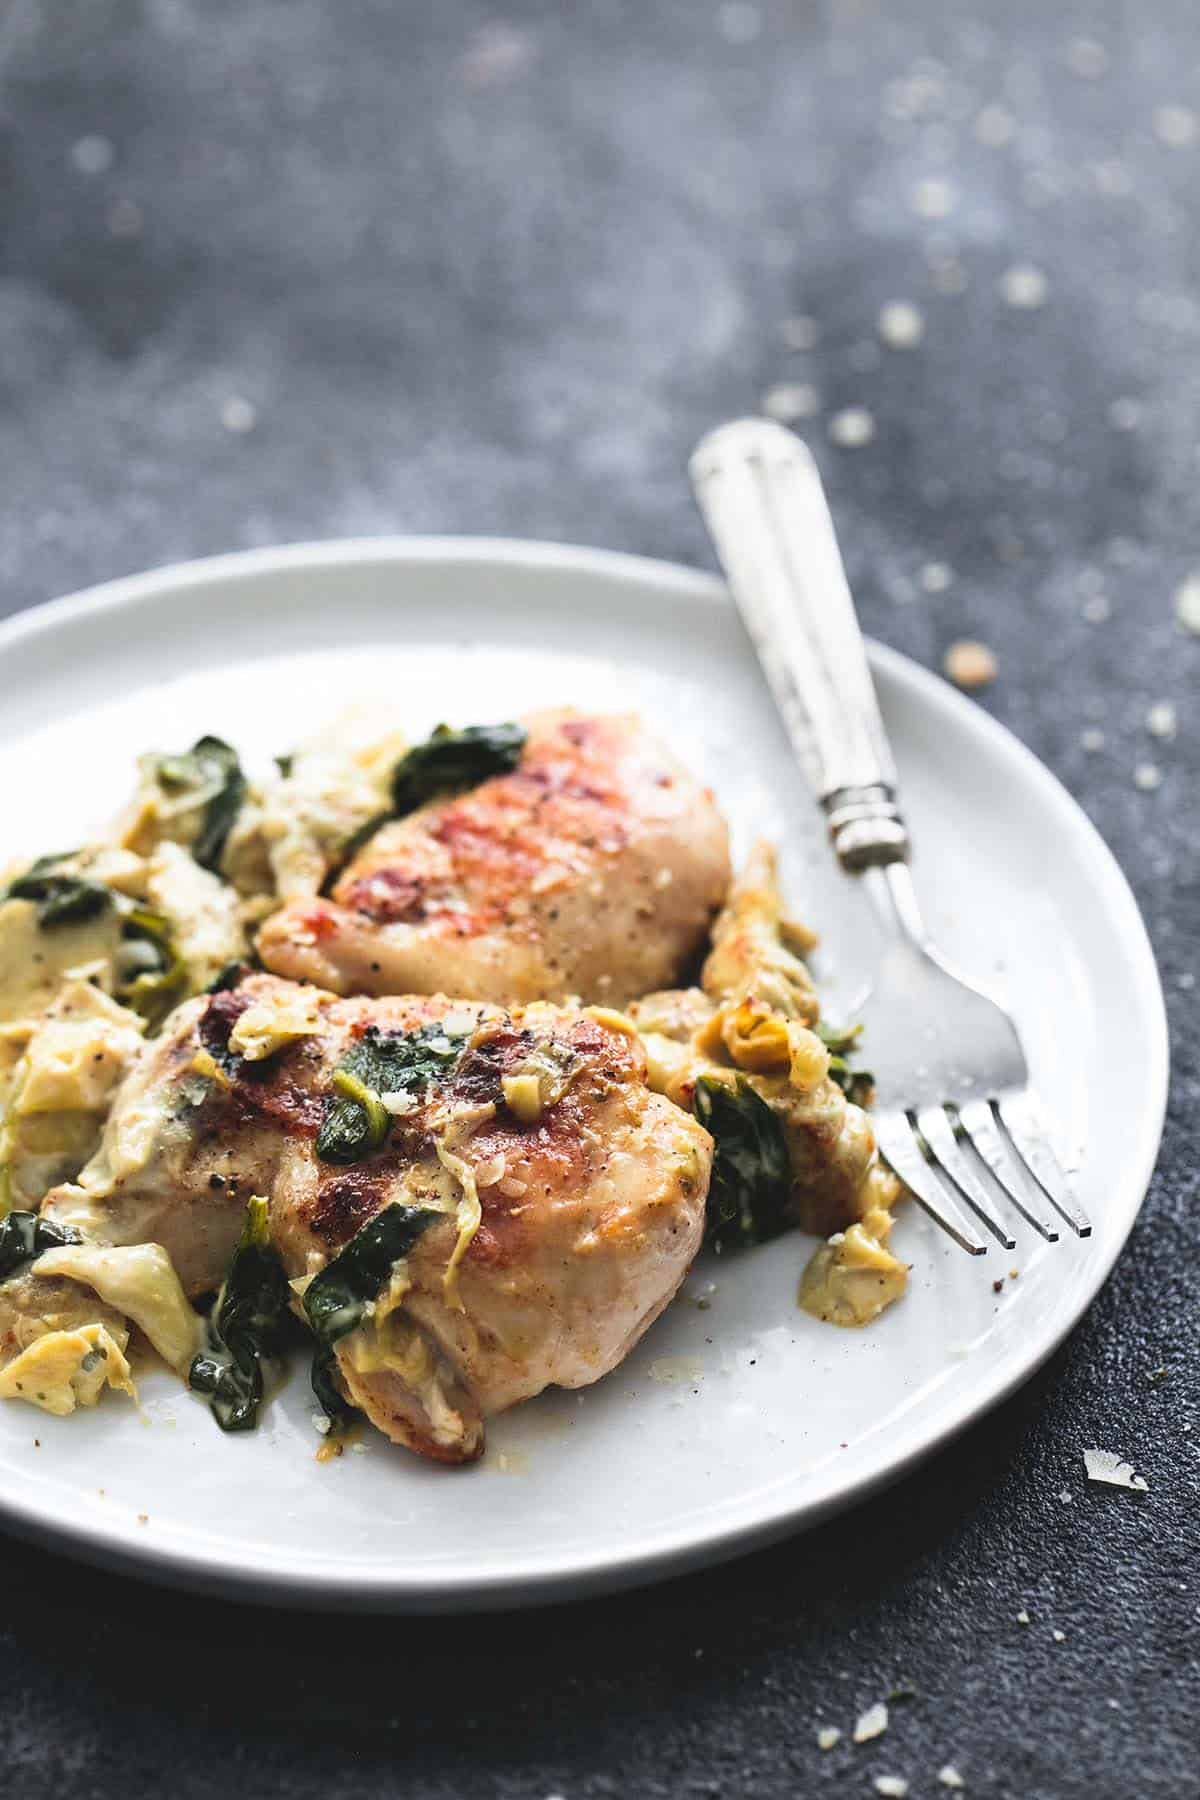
[689,417,1090,1254]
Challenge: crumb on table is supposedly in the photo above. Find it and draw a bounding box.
[943,640,998,688]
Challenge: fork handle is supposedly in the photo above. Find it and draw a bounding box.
[690,418,910,872]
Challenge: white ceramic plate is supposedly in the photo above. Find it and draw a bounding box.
[0,539,1167,1611]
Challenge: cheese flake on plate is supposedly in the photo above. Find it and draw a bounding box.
[1083,1447,1148,1491]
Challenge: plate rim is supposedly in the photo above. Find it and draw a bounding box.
[0,535,1170,1611]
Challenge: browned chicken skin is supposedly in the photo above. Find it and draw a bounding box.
[256,710,731,1006]
[43,975,712,1462]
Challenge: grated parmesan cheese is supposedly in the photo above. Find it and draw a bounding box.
[854,1702,889,1743]
[379,1089,418,1116]
[1000,264,1048,309]
[878,301,925,348]
[828,406,876,449]
[1175,574,1200,635]
[764,382,820,423]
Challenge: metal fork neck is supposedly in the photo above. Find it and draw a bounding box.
[861,859,928,948]
[821,783,910,871]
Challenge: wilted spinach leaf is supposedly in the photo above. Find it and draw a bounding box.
[310,1341,357,1432]
[303,1202,441,1347]
[826,1059,875,1107]
[0,1212,82,1278]
[188,1196,290,1432]
[153,734,246,871]
[206,959,251,995]
[5,858,112,929]
[391,722,526,815]
[694,1075,793,1254]
[317,722,526,880]
[114,905,186,1027]
[316,1022,468,1164]
[5,858,186,1030]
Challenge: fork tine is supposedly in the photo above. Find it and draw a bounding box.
[957,1098,1060,1241]
[995,1095,1092,1238]
[913,1105,1016,1250]
[873,1114,988,1255]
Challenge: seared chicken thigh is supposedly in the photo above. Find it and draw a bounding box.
[257,711,731,1006]
[43,974,711,1460]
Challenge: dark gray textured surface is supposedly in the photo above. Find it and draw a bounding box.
[1,2,1198,1795]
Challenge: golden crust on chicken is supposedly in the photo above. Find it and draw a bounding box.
[0,697,911,1453]
[43,973,711,1461]
[256,710,731,1007]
